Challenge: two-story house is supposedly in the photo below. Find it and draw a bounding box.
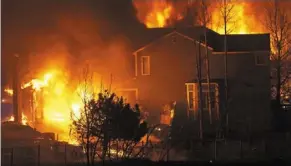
[117,27,271,135]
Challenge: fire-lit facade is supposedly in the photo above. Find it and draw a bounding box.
[120,27,271,135]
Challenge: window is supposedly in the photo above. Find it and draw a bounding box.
[186,83,198,118]
[141,56,150,75]
[271,69,277,79]
[201,84,218,111]
[186,83,219,120]
[255,54,267,65]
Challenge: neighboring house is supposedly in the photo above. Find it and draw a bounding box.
[118,27,271,135]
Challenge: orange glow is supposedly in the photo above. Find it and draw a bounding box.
[133,0,184,28]
[146,2,173,28]
[7,113,28,125]
[19,69,99,145]
[210,2,265,34]
[4,88,13,96]
[133,1,267,35]
[21,72,53,91]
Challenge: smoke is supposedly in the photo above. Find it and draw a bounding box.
[2,0,142,87]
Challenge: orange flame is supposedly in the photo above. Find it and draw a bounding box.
[146,2,173,28]
[4,88,13,96]
[7,113,28,125]
[19,69,100,145]
[133,0,185,28]
[133,1,267,34]
[21,72,53,91]
[210,2,265,34]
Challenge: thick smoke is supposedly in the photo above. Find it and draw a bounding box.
[2,0,143,87]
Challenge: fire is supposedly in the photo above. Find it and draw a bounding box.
[133,0,184,28]
[7,113,28,125]
[146,2,173,28]
[21,72,53,91]
[133,0,267,34]
[19,71,79,143]
[19,69,100,145]
[4,88,13,96]
[210,2,265,34]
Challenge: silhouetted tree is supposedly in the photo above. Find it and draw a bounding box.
[265,0,291,106]
[95,91,148,160]
[196,0,213,124]
[69,65,98,166]
[70,66,148,165]
[216,0,236,137]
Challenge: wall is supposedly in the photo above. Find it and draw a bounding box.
[209,51,271,132]
[125,32,271,135]
[134,32,210,124]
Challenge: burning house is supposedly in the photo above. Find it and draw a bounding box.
[3,0,284,144]
[118,27,271,137]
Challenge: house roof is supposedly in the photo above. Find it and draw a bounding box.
[130,27,271,53]
[2,122,42,140]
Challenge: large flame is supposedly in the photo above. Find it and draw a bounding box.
[133,0,184,29]
[210,1,265,34]
[19,69,95,145]
[133,0,267,34]
[145,1,173,28]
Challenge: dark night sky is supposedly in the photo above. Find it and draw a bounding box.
[1,0,146,86]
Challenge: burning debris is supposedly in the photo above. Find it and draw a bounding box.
[18,70,91,144]
[4,67,102,145]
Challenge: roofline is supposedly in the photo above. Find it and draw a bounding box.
[221,33,270,36]
[212,50,271,55]
[174,31,213,50]
[133,31,176,54]
[133,30,213,54]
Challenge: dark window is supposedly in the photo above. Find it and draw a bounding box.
[186,84,195,110]
[200,84,217,110]
[141,56,150,75]
[188,91,194,109]
[255,55,267,65]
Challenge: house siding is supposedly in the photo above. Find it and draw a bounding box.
[134,33,208,124]
[209,51,271,132]
[121,30,271,136]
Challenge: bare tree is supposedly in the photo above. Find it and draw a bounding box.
[70,65,100,166]
[264,0,291,106]
[197,0,213,124]
[216,0,236,137]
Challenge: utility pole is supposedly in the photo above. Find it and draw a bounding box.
[223,0,229,136]
[13,54,21,124]
[200,0,213,124]
[196,39,204,140]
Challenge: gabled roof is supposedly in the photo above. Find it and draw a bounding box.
[129,27,271,53]
[133,31,213,54]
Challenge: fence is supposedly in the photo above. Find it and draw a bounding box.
[2,136,291,166]
[1,143,85,166]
